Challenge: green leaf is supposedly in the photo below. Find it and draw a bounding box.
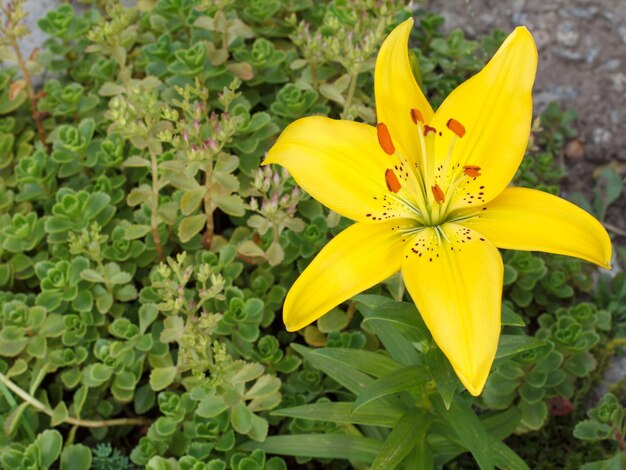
[239,434,381,463]
[361,301,430,343]
[123,156,151,167]
[519,399,548,431]
[80,268,105,284]
[60,444,92,470]
[573,419,612,441]
[291,344,373,395]
[299,347,402,378]
[426,347,458,409]
[180,187,206,216]
[317,309,349,333]
[231,402,253,434]
[214,194,245,216]
[178,214,206,243]
[197,395,229,418]
[37,429,63,468]
[496,335,545,359]
[51,401,69,426]
[150,367,177,391]
[502,304,525,326]
[491,440,530,470]
[272,401,402,428]
[431,395,494,470]
[357,298,422,366]
[127,184,152,206]
[125,224,152,240]
[371,408,432,470]
[353,366,429,412]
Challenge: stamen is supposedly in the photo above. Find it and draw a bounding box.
[377,123,395,155]
[410,108,424,124]
[385,169,401,193]
[463,165,481,177]
[423,125,437,136]
[446,118,466,138]
[431,184,445,204]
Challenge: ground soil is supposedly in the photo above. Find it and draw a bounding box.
[428,0,626,235]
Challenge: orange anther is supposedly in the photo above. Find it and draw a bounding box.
[385,169,401,193]
[423,125,437,136]
[410,108,424,124]
[446,118,466,138]
[463,165,481,177]
[431,184,445,204]
[377,123,395,155]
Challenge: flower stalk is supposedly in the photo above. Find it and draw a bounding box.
[0,373,150,429]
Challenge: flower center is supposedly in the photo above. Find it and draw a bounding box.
[369,113,487,228]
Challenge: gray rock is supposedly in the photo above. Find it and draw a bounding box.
[619,25,626,45]
[556,22,580,48]
[585,47,599,65]
[592,127,612,145]
[568,7,598,20]
[598,59,622,72]
[553,47,584,62]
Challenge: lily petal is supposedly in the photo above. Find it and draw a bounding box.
[284,219,409,332]
[460,187,612,269]
[375,18,434,167]
[430,27,537,211]
[402,224,503,395]
[264,116,413,222]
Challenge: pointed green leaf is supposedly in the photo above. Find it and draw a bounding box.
[431,395,494,470]
[291,344,373,395]
[272,401,402,427]
[353,366,429,412]
[239,434,381,463]
[426,347,459,409]
[371,408,432,470]
[496,335,545,359]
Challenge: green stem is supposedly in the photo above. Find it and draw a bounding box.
[0,373,150,429]
[9,36,47,148]
[342,71,358,116]
[202,162,215,249]
[148,146,164,261]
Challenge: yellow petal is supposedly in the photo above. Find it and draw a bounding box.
[375,18,433,167]
[459,187,612,269]
[402,224,503,395]
[430,27,537,211]
[264,116,414,222]
[284,219,409,332]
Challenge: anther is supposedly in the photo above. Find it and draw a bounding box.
[446,118,466,138]
[385,169,401,193]
[431,184,445,204]
[463,165,481,177]
[377,123,395,155]
[410,108,424,124]
[423,125,437,136]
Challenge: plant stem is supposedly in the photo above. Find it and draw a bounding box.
[220,10,228,54]
[148,146,164,261]
[202,163,214,249]
[9,37,47,148]
[342,71,358,116]
[0,373,150,429]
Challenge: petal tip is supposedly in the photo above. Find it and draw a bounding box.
[457,369,488,397]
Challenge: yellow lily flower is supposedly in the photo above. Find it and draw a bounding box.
[263,19,612,396]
